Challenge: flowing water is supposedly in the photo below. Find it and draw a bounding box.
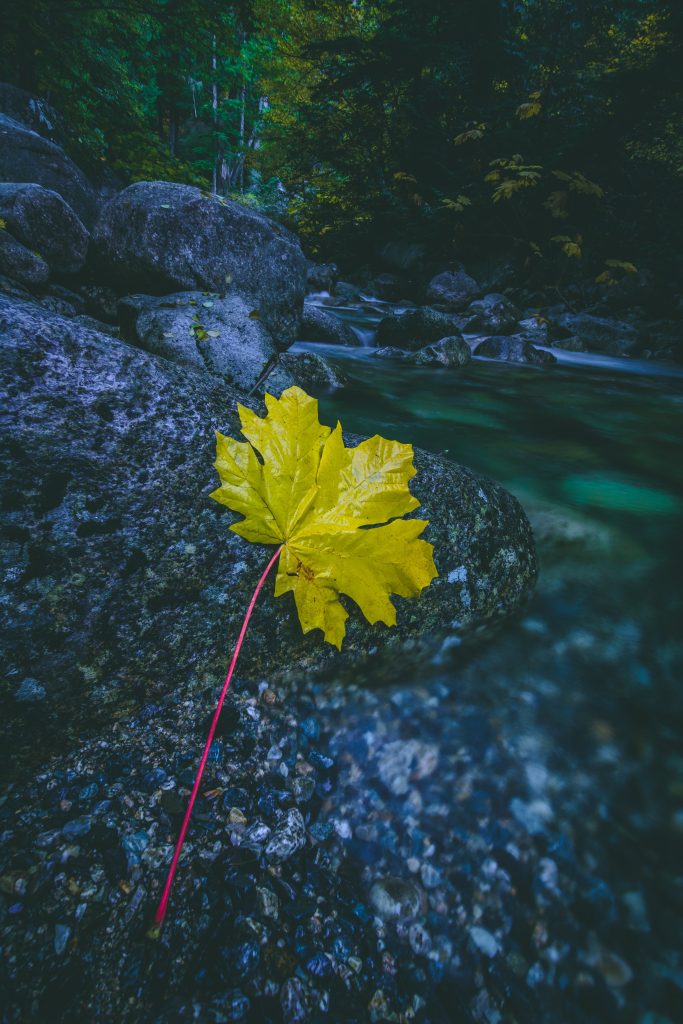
[287,298,683,1018]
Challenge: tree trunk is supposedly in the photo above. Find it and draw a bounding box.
[212,34,218,195]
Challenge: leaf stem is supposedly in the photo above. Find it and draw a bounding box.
[151,544,283,930]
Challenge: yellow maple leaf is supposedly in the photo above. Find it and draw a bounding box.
[210,386,438,649]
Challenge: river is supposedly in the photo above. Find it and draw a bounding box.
[286,294,683,1021]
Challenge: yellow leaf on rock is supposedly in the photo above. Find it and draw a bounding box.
[210,386,438,648]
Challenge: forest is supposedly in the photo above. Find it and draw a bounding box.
[2,4,683,1024]
[3,0,682,284]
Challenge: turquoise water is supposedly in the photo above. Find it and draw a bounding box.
[294,339,683,569]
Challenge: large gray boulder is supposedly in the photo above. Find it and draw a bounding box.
[376,307,466,351]
[425,268,480,310]
[121,291,294,394]
[0,229,49,288]
[550,312,640,356]
[0,113,98,227]
[0,296,536,766]
[93,181,307,346]
[300,304,360,346]
[0,183,89,274]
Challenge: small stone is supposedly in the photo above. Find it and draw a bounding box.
[510,797,553,834]
[408,922,432,956]
[469,926,500,958]
[587,945,634,988]
[622,890,650,931]
[280,977,308,1024]
[265,809,306,863]
[255,885,279,919]
[14,677,46,702]
[122,831,150,866]
[228,807,247,825]
[240,821,271,852]
[62,816,91,838]
[420,862,441,889]
[54,924,71,956]
[369,877,425,922]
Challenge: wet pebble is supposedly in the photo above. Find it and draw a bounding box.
[369,877,425,922]
[265,809,306,863]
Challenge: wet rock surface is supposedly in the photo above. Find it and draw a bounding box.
[0,562,677,1023]
[410,337,471,368]
[0,296,536,769]
[122,291,294,394]
[279,351,349,393]
[300,304,360,347]
[474,336,557,366]
[376,308,466,351]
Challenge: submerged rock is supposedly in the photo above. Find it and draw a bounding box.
[93,180,306,345]
[0,296,536,764]
[299,304,360,346]
[371,346,411,361]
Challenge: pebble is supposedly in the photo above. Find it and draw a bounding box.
[280,977,308,1024]
[369,877,425,922]
[14,678,46,702]
[265,809,306,862]
[469,926,500,958]
[54,924,70,956]
[62,816,91,838]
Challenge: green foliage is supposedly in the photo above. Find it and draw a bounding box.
[1,0,681,281]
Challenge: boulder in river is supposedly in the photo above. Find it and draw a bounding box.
[371,346,412,361]
[550,312,640,356]
[120,290,294,394]
[0,113,98,227]
[368,272,407,301]
[0,295,537,767]
[376,307,466,351]
[425,268,480,310]
[465,293,520,335]
[0,182,89,275]
[306,262,338,293]
[300,304,360,346]
[474,335,557,365]
[93,181,307,346]
[0,229,49,288]
[280,350,348,392]
[411,336,471,367]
